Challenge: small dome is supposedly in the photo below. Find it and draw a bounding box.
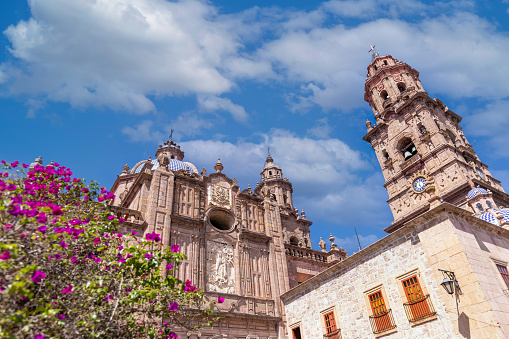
[477,209,509,226]
[467,187,489,199]
[130,158,197,174]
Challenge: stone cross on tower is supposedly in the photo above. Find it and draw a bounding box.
[369,44,379,59]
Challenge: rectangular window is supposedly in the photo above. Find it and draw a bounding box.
[292,327,302,339]
[402,275,432,321]
[323,311,340,339]
[497,264,509,289]
[368,291,393,332]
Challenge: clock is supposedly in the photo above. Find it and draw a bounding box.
[476,167,486,180]
[413,177,426,193]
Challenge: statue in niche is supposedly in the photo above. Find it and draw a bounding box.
[207,241,235,294]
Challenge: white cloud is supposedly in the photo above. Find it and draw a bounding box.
[307,117,333,138]
[464,99,509,158]
[197,95,249,122]
[2,0,244,113]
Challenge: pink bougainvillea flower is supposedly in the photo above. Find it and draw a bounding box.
[169,302,178,311]
[57,313,66,319]
[0,251,10,260]
[71,256,78,263]
[119,217,125,223]
[166,264,173,270]
[218,297,225,304]
[36,215,48,224]
[94,257,101,263]
[171,244,179,252]
[106,295,113,302]
[168,332,178,338]
[31,270,46,283]
[37,225,48,234]
[22,163,29,168]
[107,215,114,220]
[61,284,73,294]
[59,240,67,249]
[145,253,152,260]
[20,233,26,238]
[10,161,19,168]
[34,334,45,339]
[93,237,101,244]
[132,231,138,235]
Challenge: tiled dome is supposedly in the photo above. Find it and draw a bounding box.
[130,159,197,174]
[477,209,509,226]
[467,187,489,199]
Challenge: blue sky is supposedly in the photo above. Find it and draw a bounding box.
[1,0,509,254]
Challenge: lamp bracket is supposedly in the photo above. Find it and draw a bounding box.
[438,269,462,295]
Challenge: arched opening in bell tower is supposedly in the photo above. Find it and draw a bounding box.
[397,82,406,92]
[399,138,418,161]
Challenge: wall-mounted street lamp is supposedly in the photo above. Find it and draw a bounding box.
[438,269,462,295]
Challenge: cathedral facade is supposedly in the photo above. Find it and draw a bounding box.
[108,140,347,338]
[282,54,509,338]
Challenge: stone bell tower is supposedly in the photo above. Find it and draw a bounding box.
[362,48,508,232]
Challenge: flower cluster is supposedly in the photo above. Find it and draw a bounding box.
[0,160,216,338]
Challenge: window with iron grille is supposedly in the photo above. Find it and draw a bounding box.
[323,311,340,339]
[401,275,435,322]
[497,264,509,289]
[368,291,395,333]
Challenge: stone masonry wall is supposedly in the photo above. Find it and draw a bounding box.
[284,229,457,338]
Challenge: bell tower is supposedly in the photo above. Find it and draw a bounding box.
[362,49,508,232]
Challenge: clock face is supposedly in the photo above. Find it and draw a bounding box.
[476,167,486,180]
[413,177,426,193]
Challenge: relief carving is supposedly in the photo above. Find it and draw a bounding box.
[207,241,235,294]
[208,180,232,209]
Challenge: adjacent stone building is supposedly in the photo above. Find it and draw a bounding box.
[108,140,347,338]
[281,52,509,338]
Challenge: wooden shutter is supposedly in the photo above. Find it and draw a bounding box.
[292,327,302,339]
[368,291,391,331]
[323,311,339,339]
[402,275,430,319]
[497,264,509,289]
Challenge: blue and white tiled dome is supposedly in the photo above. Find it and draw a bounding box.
[467,187,489,199]
[478,209,509,226]
[130,159,197,174]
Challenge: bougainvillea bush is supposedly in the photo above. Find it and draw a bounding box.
[0,161,216,338]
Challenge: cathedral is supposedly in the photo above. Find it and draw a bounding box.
[108,134,347,337]
[108,52,509,339]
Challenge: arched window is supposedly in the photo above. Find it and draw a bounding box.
[382,150,390,160]
[399,138,418,161]
[476,203,484,213]
[380,90,389,100]
[170,155,175,159]
[419,125,427,134]
[269,171,272,175]
[290,236,299,246]
[374,65,378,71]
[397,82,406,92]
[486,201,493,209]
[384,60,388,66]
[283,194,288,204]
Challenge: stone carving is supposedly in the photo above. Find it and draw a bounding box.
[210,185,230,207]
[207,241,235,294]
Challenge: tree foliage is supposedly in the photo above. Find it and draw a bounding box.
[0,161,217,338]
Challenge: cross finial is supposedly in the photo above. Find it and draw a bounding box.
[267,146,270,156]
[169,128,174,141]
[368,44,379,59]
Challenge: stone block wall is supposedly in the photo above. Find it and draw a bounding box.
[283,227,456,338]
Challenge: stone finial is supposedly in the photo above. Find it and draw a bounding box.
[366,119,373,131]
[247,184,252,194]
[233,177,238,186]
[214,158,223,173]
[29,156,43,172]
[200,167,207,177]
[301,210,306,220]
[47,160,55,168]
[329,233,338,250]
[319,237,327,252]
[123,163,130,172]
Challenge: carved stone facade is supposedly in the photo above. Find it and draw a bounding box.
[363,54,507,231]
[281,54,509,339]
[109,140,347,338]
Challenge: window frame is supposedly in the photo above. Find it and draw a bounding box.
[491,258,509,291]
[320,306,341,339]
[363,285,397,337]
[289,321,302,339]
[395,269,437,326]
